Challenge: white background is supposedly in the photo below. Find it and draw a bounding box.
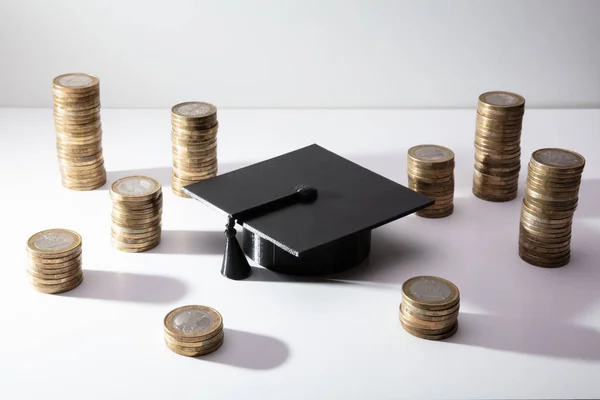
[1,0,599,108]
[1,1,600,399]
[0,108,599,399]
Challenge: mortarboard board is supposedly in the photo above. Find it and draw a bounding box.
[183,144,434,280]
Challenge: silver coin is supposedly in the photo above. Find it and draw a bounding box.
[115,177,157,196]
[484,92,520,106]
[58,74,93,87]
[409,278,452,302]
[34,231,75,251]
[173,310,213,333]
[414,146,450,161]
[536,149,580,167]
[174,102,215,117]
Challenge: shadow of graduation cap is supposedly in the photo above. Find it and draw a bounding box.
[183,144,433,280]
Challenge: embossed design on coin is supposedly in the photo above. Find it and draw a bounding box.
[58,74,93,87]
[116,178,154,195]
[175,103,213,117]
[415,146,448,161]
[34,231,75,251]
[173,310,213,333]
[409,278,451,301]
[484,92,520,106]
[537,149,580,167]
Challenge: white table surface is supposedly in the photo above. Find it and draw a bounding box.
[1,107,599,400]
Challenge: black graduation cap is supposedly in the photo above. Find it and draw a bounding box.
[183,144,433,280]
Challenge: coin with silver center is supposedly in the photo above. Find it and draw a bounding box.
[59,74,93,87]
[173,102,216,118]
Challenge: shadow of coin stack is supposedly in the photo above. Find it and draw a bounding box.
[473,91,525,202]
[26,229,84,294]
[519,148,586,268]
[163,305,225,357]
[52,73,106,190]
[110,176,163,252]
[399,276,460,341]
[407,144,455,218]
[171,102,219,197]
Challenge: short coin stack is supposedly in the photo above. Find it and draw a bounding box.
[407,145,455,218]
[52,73,106,190]
[171,102,219,197]
[110,176,163,252]
[519,148,586,268]
[399,276,460,340]
[26,229,84,294]
[163,305,224,357]
[473,91,525,202]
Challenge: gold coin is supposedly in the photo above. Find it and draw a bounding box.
[164,329,224,349]
[27,253,82,271]
[27,263,82,278]
[164,305,223,342]
[399,307,457,331]
[401,320,458,341]
[165,335,224,357]
[401,299,459,317]
[29,274,84,294]
[400,302,459,322]
[472,187,517,202]
[111,231,161,245]
[111,238,160,253]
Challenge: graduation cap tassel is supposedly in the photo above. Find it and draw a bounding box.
[221,216,252,280]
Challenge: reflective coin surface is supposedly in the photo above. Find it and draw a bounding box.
[173,309,213,333]
[534,149,584,168]
[33,230,75,251]
[59,74,94,87]
[115,177,156,196]
[481,91,523,107]
[173,102,216,118]
[414,145,452,161]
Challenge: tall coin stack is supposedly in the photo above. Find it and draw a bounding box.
[26,229,84,294]
[52,73,106,190]
[399,276,460,341]
[519,148,585,268]
[473,91,525,202]
[163,305,225,357]
[110,176,163,252]
[171,102,219,197]
[407,144,455,218]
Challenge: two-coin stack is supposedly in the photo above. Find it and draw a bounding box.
[407,145,455,218]
[171,102,219,197]
[519,148,586,268]
[110,176,163,252]
[163,305,225,357]
[473,91,525,202]
[399,276,460,340]
[26,229,84,294]
[52,73,106,190]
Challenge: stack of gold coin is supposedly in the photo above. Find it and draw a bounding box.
[473,91,525,202]
[519,148,586,268]
[171,102,218,197]
[52,73,106,190]
[399,276,460,340]
[407,144,455,218]
[163,305,225,357]
[110,176,163,252]
[26,229,84,294]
